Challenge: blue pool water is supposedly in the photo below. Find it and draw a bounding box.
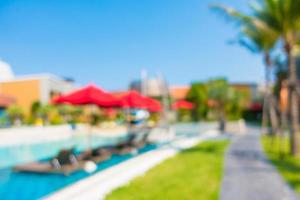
[0,133,157,200]
[0,135,127,169]
[0,141,156,200]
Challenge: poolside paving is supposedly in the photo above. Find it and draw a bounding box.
[221,127,300,200]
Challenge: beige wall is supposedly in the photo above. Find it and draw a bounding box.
[0,79,40,113]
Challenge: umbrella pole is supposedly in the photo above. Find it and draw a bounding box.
[125,108,132,135]
[88,105,93,150]
[125,108,130,133]
[88,123,92,150]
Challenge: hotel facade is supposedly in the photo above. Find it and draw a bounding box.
[0,74,75,113]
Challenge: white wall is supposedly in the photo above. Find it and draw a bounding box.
[40,76,76,104]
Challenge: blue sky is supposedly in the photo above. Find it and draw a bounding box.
[0,0,264,90]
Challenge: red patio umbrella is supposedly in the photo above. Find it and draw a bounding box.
[52,84,121,107]
[172,100,194,110]
[119,90,148,110]
[52,84,121,149]
[119,90,162,112]
[143,96,162,112]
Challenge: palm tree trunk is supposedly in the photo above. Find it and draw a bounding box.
[269,97,279,134]
[263,52,279,135]
[261,93,269,134]
[289,82,300,155]
[285,43,300,156]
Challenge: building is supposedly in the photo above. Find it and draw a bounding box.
[230,83,262,106]
[169,86,190,101]
[279,55,300,113]
[130,77,168,98]
[0,61,76,113]
[0,74,75,113]
[169,83,260,107]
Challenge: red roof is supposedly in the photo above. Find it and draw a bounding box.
[207,99,219,107]
[172,100,194,110]
[0,94,15,107]
[170,86,190,100]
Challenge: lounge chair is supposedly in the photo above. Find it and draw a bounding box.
[107,129,151,155]
[104,134,137,155]
[78,148,112,163]
[134,130,151,148]
[13,149,85,176]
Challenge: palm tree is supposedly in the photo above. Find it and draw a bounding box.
[211,4,280,134]
[251,0,300,155]
[6,105,24,126]
[240,23,281,135]
[207,78,232,131]
[39,104,54,125]
[212,0,300,155]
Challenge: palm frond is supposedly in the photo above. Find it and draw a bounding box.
[238,37,260,53]
[210,4,252,26]
[210,2,279,53]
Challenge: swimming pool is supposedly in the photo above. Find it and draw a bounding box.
[0,123,215,200]
[0,134,156,200]
[0,134,128,169]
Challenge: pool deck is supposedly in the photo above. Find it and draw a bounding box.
[0,124,127,147]
[45,131,221,200]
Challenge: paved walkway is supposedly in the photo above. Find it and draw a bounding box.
[221,128,299,200]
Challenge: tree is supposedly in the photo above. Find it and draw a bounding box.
[226,89,247,120]
[39,104,55,125]
[186,82,208,121]
[30,101,41,117]
[29,101,56,125]
[273,55,288,98]
[6,105,24,126]
[252,0,300,155]
[57,104,83,123]
[207,78,233,130]
[212,0,300,155]
[212,2,280,134]
[207,78,248,130]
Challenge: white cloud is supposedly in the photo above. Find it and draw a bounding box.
[0,59,14,81]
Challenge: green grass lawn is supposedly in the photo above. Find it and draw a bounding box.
[262,135,300,193]
[105,140,229,200]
